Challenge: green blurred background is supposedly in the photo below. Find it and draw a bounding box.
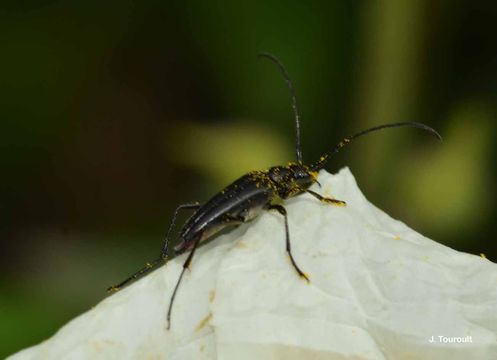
[1,1,496,357]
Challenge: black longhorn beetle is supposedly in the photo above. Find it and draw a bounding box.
[107,53,442,329]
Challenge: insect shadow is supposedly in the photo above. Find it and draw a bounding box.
[107,52,442,330]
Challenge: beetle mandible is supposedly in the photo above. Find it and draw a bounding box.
[107,52,442,329]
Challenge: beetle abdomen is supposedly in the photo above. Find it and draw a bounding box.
[174,172,276,254]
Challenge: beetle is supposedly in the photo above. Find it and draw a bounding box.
[107,53,442,329]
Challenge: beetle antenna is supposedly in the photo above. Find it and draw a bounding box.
[309,121,442,171]
[258,52,303,164]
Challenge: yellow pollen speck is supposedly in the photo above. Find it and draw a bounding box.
[195,313,213,332]
[394,236,401,240]
[236,241,247,249]
[209,290,216,303]
[480,253,487,259]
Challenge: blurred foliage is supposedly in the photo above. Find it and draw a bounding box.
[399,101,495,241]
[1,0,496,357]
[163,121,291,184]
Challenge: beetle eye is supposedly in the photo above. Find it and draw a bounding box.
[293,168,308,179]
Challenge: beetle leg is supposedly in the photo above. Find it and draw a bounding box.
[306,189,346,207]
[107,257,164,293]
[268,204,310,283]
[167,234,202,330]
[106,202,201,293]
[161,202,202,259]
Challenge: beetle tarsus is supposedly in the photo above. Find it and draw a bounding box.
[299,271,311,283]
[289,255,311,283]
[107,285,119,293]
[307,189,346,207]
[323,198,346,207]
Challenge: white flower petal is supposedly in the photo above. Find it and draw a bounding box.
[9,168,497,360]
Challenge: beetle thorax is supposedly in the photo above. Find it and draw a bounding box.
[268,163,317,199]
